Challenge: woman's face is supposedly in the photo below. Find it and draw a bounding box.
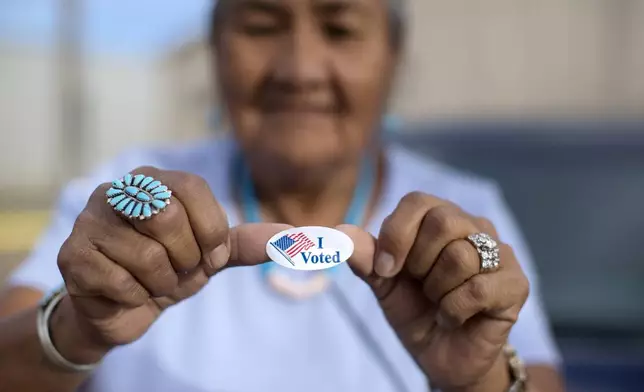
[214,0,398,170]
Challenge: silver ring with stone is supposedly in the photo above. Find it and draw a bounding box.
[466,233,500,272]
[106,173,171,220]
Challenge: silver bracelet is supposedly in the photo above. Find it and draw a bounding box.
[36,285,101,372]
[431,344,527,392]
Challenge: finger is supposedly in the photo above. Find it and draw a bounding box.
[124,168,202,272]
[337,224,396,302]
[340,224,433,330]
[110,168,205,272]
[405,205,480,279]
[422,239,480,303]
[58,235,150,309]
[395,308,439,352]
[85,185,181,297]
[437,246,529,330]
[336,224,377,278]
[151,169,230,265]
[83,220,179,298]
[224,223,293,269]
[153,266,210,310]
[375,192,450,278]
[473,216,499,239]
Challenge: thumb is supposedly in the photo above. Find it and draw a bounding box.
[336,224,398,298]
[336,224,376,277]
[338,224,434,337]
[226,222,293,267]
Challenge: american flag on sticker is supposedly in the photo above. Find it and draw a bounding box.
[270,232,315,266]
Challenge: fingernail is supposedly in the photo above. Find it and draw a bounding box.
[375,252,396,277]
[207,243,230,270]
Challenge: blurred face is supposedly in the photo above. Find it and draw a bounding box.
[214,0,398,171]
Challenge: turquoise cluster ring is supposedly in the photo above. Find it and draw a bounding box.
[106,174,172,220]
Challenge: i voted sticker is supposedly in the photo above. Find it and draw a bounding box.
[266,226,354,271]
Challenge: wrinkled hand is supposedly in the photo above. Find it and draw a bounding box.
[342,192,529,391]
[57,167,287,356]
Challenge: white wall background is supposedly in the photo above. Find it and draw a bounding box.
[0,46,170,196]
[0,47,61,193]
[394,0,644,119]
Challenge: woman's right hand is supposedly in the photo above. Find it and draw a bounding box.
[55,167,286,361]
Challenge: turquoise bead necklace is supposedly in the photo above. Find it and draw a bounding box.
[236,153,376,297]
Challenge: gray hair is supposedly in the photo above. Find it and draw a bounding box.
[211,0,407,50]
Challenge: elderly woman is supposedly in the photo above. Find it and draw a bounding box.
[0,1,564,391]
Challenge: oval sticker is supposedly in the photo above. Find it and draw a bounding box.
[266,226,354,271]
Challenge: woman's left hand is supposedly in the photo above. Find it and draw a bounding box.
[343,192,530,392]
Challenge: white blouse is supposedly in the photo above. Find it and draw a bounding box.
[9,137,561,392]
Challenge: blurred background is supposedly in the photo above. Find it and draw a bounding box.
[1,1,643,391]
